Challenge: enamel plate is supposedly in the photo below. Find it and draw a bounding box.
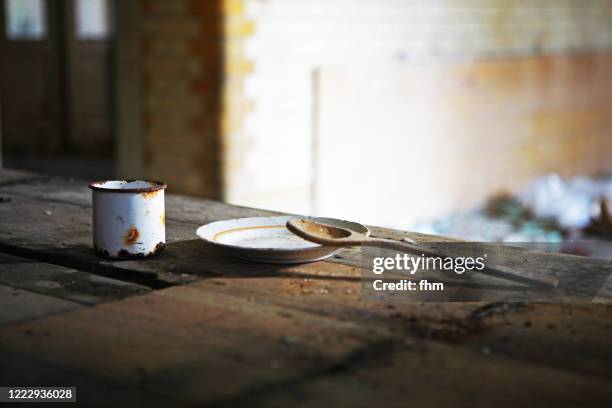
[196,216,370,264]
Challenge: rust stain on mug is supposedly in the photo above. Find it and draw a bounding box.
[124,225,140,245]
[160,213,165,225]
[141,190,158,199]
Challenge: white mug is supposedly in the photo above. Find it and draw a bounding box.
[89,180,167,258]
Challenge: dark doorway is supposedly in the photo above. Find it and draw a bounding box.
[0,0,115,180]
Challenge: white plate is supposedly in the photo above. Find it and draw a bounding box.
[195,216,370,264]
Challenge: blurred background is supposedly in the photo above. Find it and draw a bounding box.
[1,0,612,245]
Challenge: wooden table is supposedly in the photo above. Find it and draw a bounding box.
[0,169,611,407]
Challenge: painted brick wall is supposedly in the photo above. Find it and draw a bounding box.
[225,0,612,214]
[141,0,222,197]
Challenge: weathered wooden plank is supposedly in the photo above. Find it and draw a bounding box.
[0,168,48,186]
[0,284,81,327]
[186,276,612,379]
[241,339,612,407]
[0,283,392,405]
[462,303,612,379]
[1,282,611,406]
[0,351,175,407]
[0,253,149,304]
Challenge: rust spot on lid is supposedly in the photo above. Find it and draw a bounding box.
[160,213,166,225]
[124,225,140,245]
[141,190,158,199]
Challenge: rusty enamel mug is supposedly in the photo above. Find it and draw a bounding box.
[89,180,167,258]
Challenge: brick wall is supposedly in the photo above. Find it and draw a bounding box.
[222,0,254,202]
[141,0,222,197]
[224,0,612,214]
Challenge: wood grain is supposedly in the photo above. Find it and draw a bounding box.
[0,283,392,405]
[242,337,612,408]
[0,284,80,327]
[0,253,149,305]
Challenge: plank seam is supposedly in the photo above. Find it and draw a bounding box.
[0,243,174,290]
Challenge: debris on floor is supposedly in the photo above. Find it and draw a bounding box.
[413,174,612,259]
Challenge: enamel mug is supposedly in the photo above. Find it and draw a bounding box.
[89,180,167,258]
